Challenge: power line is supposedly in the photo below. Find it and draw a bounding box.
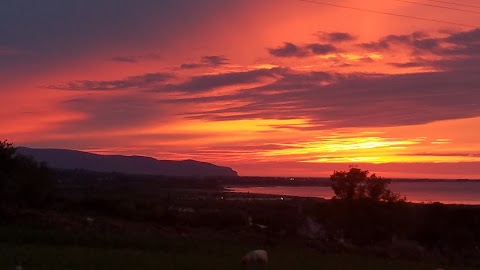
[427,0,480,10]
[395,0,480,14]
[297,0,479,28]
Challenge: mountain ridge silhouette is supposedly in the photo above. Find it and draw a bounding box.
[17,147,238,177]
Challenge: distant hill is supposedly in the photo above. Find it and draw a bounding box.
[16,147,238,177]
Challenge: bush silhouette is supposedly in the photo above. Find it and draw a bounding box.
[0,140,55,206]
[330,166,404,202]
[0,140,16,193]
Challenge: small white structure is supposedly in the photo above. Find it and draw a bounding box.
[241,249,268,267]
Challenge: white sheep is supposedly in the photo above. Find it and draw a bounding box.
[241,249,268,268]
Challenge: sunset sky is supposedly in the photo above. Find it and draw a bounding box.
[1,0,480,179]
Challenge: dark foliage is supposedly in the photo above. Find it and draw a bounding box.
[0,140,56,206]
[330,166,404,202]
[0,140,16,193]
[1,151,479,266]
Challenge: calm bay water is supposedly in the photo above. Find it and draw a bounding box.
[228,181,480,205]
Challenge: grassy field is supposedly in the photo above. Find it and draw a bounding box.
[1,159,479,269]
[1,175,479,270]
[1,242,469,270]
[0,225,475,270]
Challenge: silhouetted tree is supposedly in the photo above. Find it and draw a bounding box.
[330,166,404,202]
[0,140,16,194]
[12,155,55,205]
[0,140,55,206]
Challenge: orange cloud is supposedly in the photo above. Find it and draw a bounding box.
[2,1,480,178]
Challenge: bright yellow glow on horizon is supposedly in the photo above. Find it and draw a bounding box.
[261,135,421,162]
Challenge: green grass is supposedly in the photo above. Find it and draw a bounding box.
[0,224,475,270]
[0,241,475,270]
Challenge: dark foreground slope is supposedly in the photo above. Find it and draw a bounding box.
[16,147,238,177]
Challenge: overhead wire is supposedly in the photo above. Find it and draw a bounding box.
[394,0,480,14]
[297,0,479,28]
[426,0,480,10]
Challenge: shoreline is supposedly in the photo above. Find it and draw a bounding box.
[225,185,480,206]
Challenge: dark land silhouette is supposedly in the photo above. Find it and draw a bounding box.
[16,147,238,177]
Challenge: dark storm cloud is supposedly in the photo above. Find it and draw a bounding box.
[441,44,480,56]
[180,55,229,69]
[45,28,480,131]
[254,71,333,91]
[110,53,162,63]
[445,28,480,44]
[163,67,287,93]
[177,69,480,128]
[159,27,480,128]
[201,55,229,66]
[306,44,337,55]
[412,38,440,51]
[268,42,309,58]
[268,42,337,57]
[180,63,203,69]
[318,32,356,43]
[358,41,390,51]
[359,28,480,57]
[358,32,436,52]
[111,56,138,63]
[163,27,480,127]
[46,67,284,94]
[358,34,412,50]
[357,29,480,73]
[47,73,173,91]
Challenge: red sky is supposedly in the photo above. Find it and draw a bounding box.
[1,0,480,178]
